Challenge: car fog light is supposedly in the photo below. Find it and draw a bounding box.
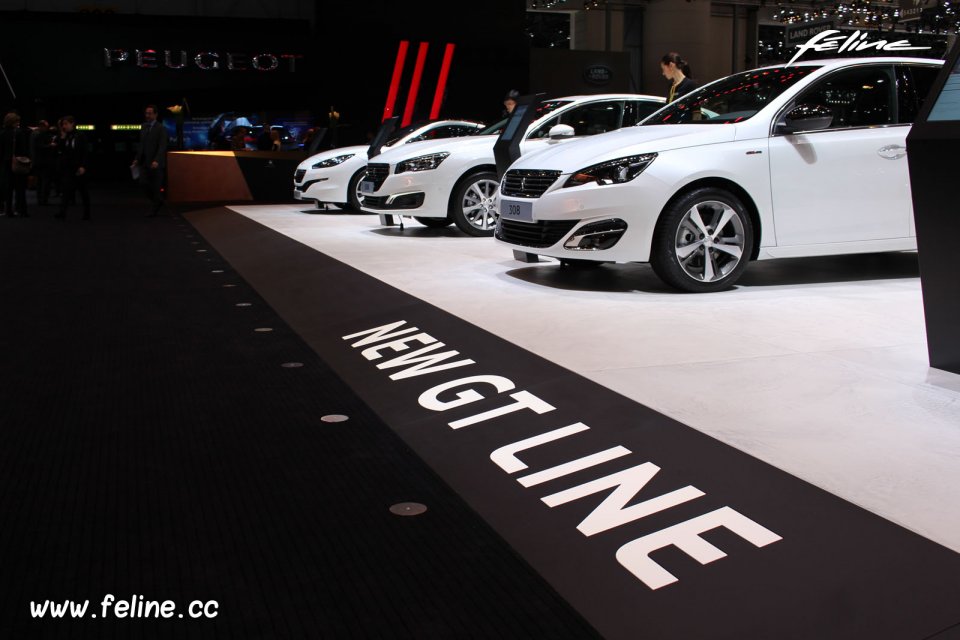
[563,219,628,251]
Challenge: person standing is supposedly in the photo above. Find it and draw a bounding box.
[230,126,249,151]
[131,104,168,217]
[54,116,90,221]
[660,53,699,103]
[31,119,57,206]
[502,89,520,118]
[256,123,273,151]
[0,112,32,218]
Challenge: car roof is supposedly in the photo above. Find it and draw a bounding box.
[549,93,665,102]
[756,57,943,71]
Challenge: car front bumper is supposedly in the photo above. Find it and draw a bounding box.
[359,171,449,218]
[495,175,670,263]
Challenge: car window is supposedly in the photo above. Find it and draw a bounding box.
[792,65,895,129]
[897,64,942,124]
[476,100,571,136]
[527,100,624,138]
[527,114,560,139]
[408,125,470,142]
[645,66,820,125]
[624,100,663,126]
[385,122,424,146]
[478,118,508,136]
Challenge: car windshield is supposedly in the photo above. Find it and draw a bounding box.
[385,122,428,146]
[642,66,822,125]
[477,99,573,136]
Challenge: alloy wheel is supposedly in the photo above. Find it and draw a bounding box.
[460,179,500,231]
[674,200,745,283]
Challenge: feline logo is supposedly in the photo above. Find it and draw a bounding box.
[788,29,931,65]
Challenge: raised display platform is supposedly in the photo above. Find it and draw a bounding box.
[167,151,305,204]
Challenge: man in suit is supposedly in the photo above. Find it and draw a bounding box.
[54,115,90,221]
[131,104,168,217]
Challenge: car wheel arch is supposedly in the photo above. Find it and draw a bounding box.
[448,165,500,236]
[346,167,369,212]
[658,177,763,260]
[448,164,500,208]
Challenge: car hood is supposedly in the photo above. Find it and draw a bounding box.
[298,145,369,170]
[512,125,738,172]
[372,134,497,164]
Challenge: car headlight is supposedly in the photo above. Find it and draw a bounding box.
[563,153,657,188]
[396,152,450,173]
[312,153,355,169]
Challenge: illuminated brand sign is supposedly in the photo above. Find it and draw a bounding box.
[900,0,938,22]
[103,49,303,71]
[788,29,931,65]
[583,64,613,86]
[785,20,834,45]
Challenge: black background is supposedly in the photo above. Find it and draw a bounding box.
[0,2,529,146]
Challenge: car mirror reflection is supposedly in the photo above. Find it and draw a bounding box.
[778,104,834,135]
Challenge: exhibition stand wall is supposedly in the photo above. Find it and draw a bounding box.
[908,39,960,375]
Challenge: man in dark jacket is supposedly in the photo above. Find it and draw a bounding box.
[131,104,168,216]
[54,115,90,221]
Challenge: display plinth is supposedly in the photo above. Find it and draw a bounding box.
[906,40,960,375]
[167,151,305,203]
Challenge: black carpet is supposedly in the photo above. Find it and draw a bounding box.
[186,205,960,640]
[0,194,600,639]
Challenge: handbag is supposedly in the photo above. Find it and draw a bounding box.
[10,132,31,175]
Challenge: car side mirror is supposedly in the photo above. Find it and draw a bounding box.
[548,124,576,140]
[777,104,833,135]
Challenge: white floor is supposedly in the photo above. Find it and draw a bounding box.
[230,205,960,553]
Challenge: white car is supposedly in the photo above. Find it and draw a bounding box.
[496,57,943,292]
[359,94,666,236]
[293,120,485,210]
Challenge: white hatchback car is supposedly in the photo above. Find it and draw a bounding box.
[496,57,942,292]
[358,94,665,235]
[292,120,485,210]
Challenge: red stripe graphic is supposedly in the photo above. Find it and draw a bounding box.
[382,40,409,121]
[429,43,456,120]
[401,42,430,127]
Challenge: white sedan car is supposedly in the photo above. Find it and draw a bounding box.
[496,57,943,292]
[293,120,485,210]
[359,94,665,235]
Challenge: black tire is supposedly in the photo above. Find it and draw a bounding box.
[449,170,500,237]
[346,168,368,212]
[650,187,754,293]
[415,216,453,228]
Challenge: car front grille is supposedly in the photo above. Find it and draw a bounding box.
[501,169,562,198]
[365,163,390,190]
[294,169,306,183]
[496,218,579,248]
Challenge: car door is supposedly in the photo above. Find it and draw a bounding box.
[519,100,625,155]
[768,64,911,246]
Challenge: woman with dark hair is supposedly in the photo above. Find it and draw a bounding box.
[0,112,32,217]
[660,53,699,103]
